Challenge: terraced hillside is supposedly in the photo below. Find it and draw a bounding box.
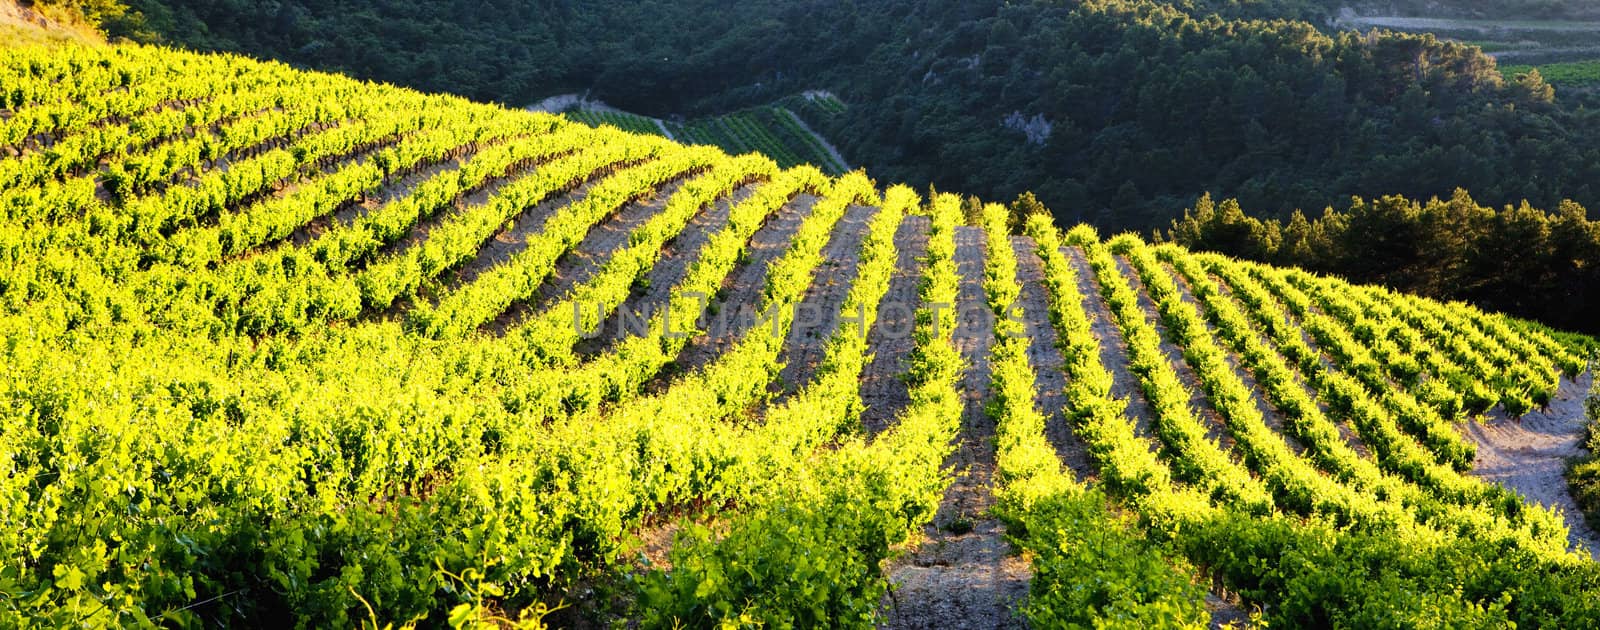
[3,43,1600,629]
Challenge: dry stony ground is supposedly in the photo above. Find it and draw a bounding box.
[771,204,878,400]
[380,155,595,262]
[879,225,1030,630]
[287,140,484,248]
[477,177,696,333]
[858,216,930,435]
[448,178,685,293]
[578,187,752,352]
[1468,371,1600,558]
[1011,238,1094,480]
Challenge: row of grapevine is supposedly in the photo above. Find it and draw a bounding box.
[1207,257,1571,546]
[0,46,279,148]
[986,208,1209,627]
[489,154,777,364]
[1078,232,1275,513]
[4,95,474,248]
[1110,236,1528,545]
[1149,247,1567,549]
[1004,224,1600,627]
[1022,220,1213,525]
[292,174,885,622]
[1355,277,1554,413]
[1309,276,1492,420]
[668,107,846,175]
[197,123,607,335]
[408,145,728,339]
[636,192,962,626]
[1170,252,1492,512]
[0,66,302,195]
[491,169,862,429]
[1126,238,1418,522]
[1289,272,1480,464]
[159,112,528,267]
[5,41,1600,628]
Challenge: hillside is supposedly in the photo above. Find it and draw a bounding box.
[4,42,1600,628]
[0,0,102,45]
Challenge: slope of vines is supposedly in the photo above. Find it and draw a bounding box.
[1,41,1598,629]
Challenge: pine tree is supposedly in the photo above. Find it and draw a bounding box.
[1009,191,1048,234]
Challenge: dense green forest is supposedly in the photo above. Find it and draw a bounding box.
[102,0,1600,234]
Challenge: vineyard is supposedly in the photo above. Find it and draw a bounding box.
[559,109,664,138]
[1502,60,1600,87]
[3,42,1600,629]
[562,104,851,176]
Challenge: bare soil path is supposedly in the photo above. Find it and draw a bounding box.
[477,178,706,333]
[879,225,1028,630]
[1467,371,1599,558]
[286,150,470,249]
[372,156,600,265]
[1163,260,1307,457]
[447,178,685,293]
[859,215,930,435]
[578,188,757,352]
[1208,267,1373,459]
[1063,246,1161,444]
[1113,254,1237,451]
[778,106,850,171]
[671,195,815,375]
[771,204,877,400]
[1012,237,1095,480]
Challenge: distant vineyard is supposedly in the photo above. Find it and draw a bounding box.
[563,103,849,175]
[3,42,1600,629]
[1502,60,1600,86]
[560,108,665,137]
[799,90,847,115]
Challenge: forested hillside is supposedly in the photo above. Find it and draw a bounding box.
[105,0,1600,230]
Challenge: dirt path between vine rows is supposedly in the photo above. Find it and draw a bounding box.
[879,225,1029,629]
[1204,271,1373,460]
[577,188,764,352]
[671,194,815,375]
[859,215,930,435]
[449,176,688,292]
[1467,371,1599,559]
[1012,237,1095,480]
[481,178,723,333]
[205,123,416,250]
[771,204,877,400]
[1113,254,1239,451]
[374,154,607,264]
[1163,260,1307,456]
[1063,246,1160,444]
[1074,248,1249,627]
